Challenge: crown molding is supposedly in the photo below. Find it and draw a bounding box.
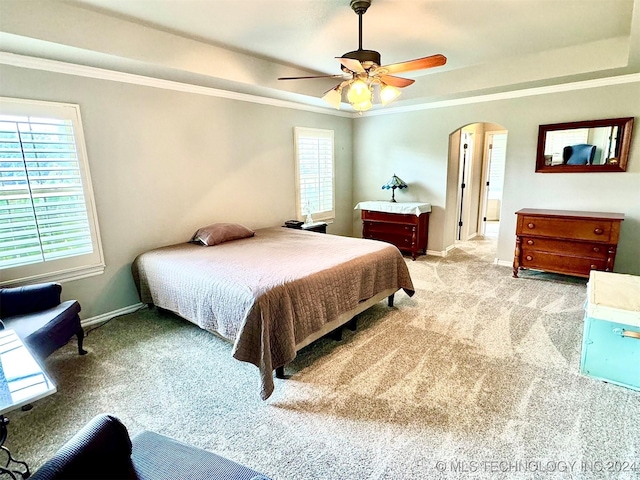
[0,52,352,118]
[1,52,638,119]
[364,73,640,117]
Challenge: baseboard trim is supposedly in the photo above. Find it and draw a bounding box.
[495,259,512,267]
[427,244,456,257]
[81,303,145,328]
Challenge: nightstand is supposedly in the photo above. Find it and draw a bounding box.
[301,222,327,234]
[283,221,327,234]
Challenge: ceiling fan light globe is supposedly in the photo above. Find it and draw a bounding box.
[380,84,401,106]
[352,99,373,112]
[322,88,342,110]
[347,79,371,104]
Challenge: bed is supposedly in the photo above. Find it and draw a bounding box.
[132,226,415,399]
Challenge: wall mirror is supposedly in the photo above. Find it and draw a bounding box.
[535,117,634,173]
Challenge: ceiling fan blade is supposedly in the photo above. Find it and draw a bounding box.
[322,80,352,95]
[338,57,365,74]
[278,74,346,80]
[379,75,415,88]
[379,54,447,75]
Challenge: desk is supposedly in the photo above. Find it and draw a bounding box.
[0,329,56,479]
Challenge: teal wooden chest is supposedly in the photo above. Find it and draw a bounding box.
[580,271,640,392]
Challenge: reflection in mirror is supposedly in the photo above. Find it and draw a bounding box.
[536,117,634,173]
[544,126,619,166]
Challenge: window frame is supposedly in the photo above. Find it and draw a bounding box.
[293,127,335,223]
[0,97,105,286]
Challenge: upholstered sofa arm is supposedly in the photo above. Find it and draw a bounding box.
[30,414,136,480]
[0,283,62,319]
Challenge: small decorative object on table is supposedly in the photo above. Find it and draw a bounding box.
[381,174,408,202]
[283,220,327,233]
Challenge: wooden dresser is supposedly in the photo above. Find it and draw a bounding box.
[356,201,431,260]
[513,208,624,278]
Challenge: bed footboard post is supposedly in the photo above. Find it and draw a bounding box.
[388,293,395,307]
[329,328,343,341]
[275,366,285,379]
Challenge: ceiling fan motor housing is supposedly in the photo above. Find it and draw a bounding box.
[342,49,381,67]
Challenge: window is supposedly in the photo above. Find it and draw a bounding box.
[293,127,335,222]
[488,133,507,199]
[545,128,589,165]
[0,97,104,285]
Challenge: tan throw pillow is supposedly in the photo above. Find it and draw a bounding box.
[190,223,255,246]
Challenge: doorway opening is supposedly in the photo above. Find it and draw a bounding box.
[479,130,507,240]
[450,123,508,255]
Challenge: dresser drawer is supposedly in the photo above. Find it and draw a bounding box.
[520,251,606,276]
[519,215,614,242]
[364,231,414,248]
[362,210,417,225]
[360,207,429,259]
[364,221,415,236]
[520,237,609,259]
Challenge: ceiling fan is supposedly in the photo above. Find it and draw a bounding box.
[278,0,446,112]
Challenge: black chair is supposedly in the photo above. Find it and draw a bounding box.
[31,414,271,480]
[0,283,86,361]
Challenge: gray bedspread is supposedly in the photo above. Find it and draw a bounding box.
[132,227,414,399]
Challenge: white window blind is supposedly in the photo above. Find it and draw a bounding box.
[294,127,335,222]
[488,133,507,199]
[0,97,104,285]
[545,128,589,165]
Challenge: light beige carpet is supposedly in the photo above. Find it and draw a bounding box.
[6,236,640,479]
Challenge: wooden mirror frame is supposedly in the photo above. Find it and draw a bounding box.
[535,117,634,173]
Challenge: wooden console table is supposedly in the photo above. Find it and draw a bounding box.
[513,208,624,278]
[355,201,431,260]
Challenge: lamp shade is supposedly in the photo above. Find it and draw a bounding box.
[381,174,408,202]
[347,79,372,104]
[382,174,408,190]
[380,84,401,106]
[322,88,342,110]
[352,99,373,112]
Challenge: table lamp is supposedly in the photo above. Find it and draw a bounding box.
[382,174,408,202]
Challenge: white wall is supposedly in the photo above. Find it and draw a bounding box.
[353,82,640,274]
[0,64,353,318]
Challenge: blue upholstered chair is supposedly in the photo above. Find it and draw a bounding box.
[562,144,597,165]
[31,414,272,480]
[0,282,86,361]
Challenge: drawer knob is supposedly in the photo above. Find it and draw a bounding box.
[590,265,598,269]
[527,240,534,245]
[593,228,603,235]
[527,223,535,229]
[593,247,600,253]
[526,255,533,261]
